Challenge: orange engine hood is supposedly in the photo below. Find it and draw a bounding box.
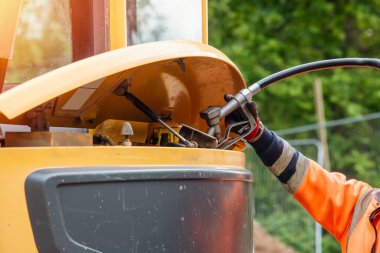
[0,40,246,130]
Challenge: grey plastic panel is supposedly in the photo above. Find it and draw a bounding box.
[25,166,253,253]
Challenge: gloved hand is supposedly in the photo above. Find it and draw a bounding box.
[224,94,262,142]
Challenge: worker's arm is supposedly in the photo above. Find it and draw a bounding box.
[248,126,372,243]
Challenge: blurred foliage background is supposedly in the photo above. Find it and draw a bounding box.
[5,0,71,83]
[209,1,380,252]
[209,0,380,129]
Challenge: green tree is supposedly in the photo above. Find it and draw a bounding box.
[210,1,380,252]
[209,0,380,196]
[209,0,380,129]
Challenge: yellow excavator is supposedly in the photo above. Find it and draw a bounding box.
[2,1,379,253]
[0,1,252,252]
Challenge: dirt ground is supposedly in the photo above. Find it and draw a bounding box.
[253,224,295,253]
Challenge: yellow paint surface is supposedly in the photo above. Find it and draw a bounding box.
[0,0,22,59]
[0,146,245,252]
[110,0,127,49]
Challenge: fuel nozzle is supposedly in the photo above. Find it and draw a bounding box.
[200,106,222,140]
[200,88,257,149]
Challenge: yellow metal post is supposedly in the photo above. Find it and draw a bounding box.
[0,0,22,90]
[0,0,22,59]
[202,0,208,44]
[110,0,127,49]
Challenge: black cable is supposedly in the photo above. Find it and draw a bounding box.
[250,58,380,91]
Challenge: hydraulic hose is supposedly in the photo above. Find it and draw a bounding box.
[249,58,380,95]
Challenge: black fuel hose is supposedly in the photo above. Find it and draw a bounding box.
[205,58,380,146]
[249,58,380,94]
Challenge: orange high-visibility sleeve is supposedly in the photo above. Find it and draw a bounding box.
[293,160,371,243]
